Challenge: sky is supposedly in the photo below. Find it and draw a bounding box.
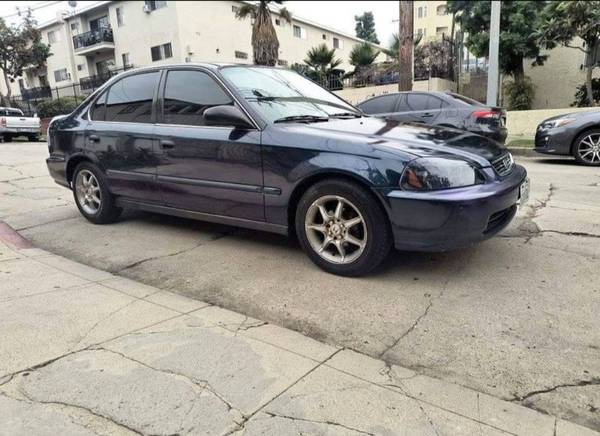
[0,1,401,49]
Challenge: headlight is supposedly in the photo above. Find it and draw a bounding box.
[540,117,575,129]
[400,157,484,191]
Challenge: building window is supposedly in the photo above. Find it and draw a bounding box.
[151,42,173,61]
[122,52,131,67]
[47,30,58,44]
[437,5,447,15]
[116,7,124,26]
[293,25,306,39]
[70,22,79,34]
[277,59,288,67]
[417,7,423,18]
[53,68,69,82]
[333,37,343,49]
[436,26,448,36]
[77,64,85,71]
[235,51,248,59]
[145,0,167,11]
[275,18,281,26]
[322,34,327,40]
[424,6,427,17]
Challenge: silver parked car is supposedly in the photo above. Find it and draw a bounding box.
[535,110,600,166]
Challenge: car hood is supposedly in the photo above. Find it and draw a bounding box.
[294,117,506,166]
[540,109,600,124]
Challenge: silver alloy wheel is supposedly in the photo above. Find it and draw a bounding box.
[578,133,600,164]
[75,169,101,215]
[305,195,367,264]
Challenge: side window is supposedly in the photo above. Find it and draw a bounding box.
[426,96,445,110]
[359,94,399,114]
[105,72,160,123]
[406,93,429,111]
[90,90,107,121]
[162,70,233,126]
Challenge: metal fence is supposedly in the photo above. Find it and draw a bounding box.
[4,65,134,117]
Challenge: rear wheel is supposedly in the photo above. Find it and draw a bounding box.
[573,129,600,166]
[295,179,392,276]
[27,134,40,142]
[72,162,122,224]
[3,134,13,142]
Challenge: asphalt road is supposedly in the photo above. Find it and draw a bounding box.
[2,140,599,431]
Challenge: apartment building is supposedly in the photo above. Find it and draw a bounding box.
[6,0,386,98]
[414,0,452,41]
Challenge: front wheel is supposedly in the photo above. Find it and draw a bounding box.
[573,129,600,166]
[295,179,392,276]
[72,162,122,224]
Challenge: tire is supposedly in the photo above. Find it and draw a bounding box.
[27,134,40,142]
[3,134,13,142]
[72,162,122,224]
[295,179,392,277]
[572,129,600,166]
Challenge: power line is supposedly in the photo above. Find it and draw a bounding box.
[0,1,64,20]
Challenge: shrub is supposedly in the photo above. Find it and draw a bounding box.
[36,96,86,119]
[572,78,600,107]
[504,77,535,110]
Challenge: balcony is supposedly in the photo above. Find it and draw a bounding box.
[21,86,52,100]
[80,65,134,91]
[73,28,115,56]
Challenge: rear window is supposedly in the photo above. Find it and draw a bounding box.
[358,94,399,114]
[446,93,484,107]
[0,109,23,116]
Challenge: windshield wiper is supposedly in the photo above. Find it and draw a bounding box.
[329,112,362,119]
[274,115,329,124]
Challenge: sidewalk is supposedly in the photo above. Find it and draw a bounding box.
[0,223,597,436]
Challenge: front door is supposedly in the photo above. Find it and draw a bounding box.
[85,70,162,203]
[402,92,445,124]
[154,68,264,221]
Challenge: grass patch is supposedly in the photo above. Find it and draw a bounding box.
[506,139,534,149]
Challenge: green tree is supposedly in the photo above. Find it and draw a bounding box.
[349,42,380,69]
[0,12,51,100]
[447,1,546,81]
[535,1,600,106]
[235,1,292,66]
[354,11,379,44]
[304,43,342,80]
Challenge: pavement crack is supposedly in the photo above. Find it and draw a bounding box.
[378,300,433,359]
[541,230,600,239]
[512,377,600,402]
[263,411,376,435]
[116,231,235,273]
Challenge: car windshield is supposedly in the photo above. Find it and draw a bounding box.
[220,66,360,123]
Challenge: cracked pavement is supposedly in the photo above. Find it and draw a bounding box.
[1,141,599,433]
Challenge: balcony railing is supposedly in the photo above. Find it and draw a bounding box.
[21,86,52,100]
[73,27,114,50]
[80,65,134,91]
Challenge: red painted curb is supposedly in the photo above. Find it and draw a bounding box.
[0,222,33,249]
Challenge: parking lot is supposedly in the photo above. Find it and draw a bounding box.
[1,140,599,430]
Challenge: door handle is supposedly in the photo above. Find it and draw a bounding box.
[160,140,176,149]
[421,113,434,118]
[88,135,100,143]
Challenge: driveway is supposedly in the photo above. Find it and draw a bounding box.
[1,140,599,431]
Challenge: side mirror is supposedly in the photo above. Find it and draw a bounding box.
[204,105,253,129]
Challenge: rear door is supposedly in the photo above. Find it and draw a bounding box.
[154,68,264,221]
[403,93,446,124]
[85,70,162,203]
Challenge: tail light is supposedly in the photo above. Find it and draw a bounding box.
[0,117,6,127]
[472,110,501,120]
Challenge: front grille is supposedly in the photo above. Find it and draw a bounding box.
[491,153,514,176]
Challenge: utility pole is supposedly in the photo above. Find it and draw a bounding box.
[398,1,414,91]
[486,0,501,106]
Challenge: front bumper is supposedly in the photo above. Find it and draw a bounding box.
[534,127,574,155]
[378,164,527,252]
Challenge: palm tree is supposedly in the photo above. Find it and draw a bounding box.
[349,42,380,68]
[235,1,292,66]
[304,43,342,80]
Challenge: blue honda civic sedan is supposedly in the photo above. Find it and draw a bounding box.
[46,64,528,276]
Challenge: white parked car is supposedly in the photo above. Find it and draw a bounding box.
[0,107,41,142]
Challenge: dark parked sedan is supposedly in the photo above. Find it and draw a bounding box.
[357,91,508,144]
[535,110,600,165]
[46,64,528,276]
